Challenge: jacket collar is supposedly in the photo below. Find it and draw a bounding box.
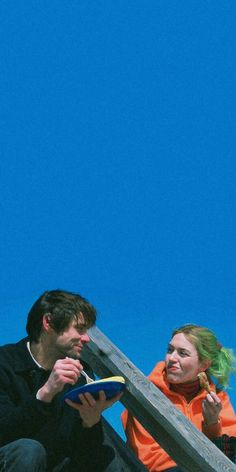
[12,338,44,373]
[148,361,215,398]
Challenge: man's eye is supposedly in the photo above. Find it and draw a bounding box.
[76,326,86,334]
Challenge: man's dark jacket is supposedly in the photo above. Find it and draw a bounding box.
[0,338,113,471]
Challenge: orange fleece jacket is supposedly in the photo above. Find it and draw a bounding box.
[121,361,236,471]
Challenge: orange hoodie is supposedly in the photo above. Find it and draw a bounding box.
[121,361,236,471]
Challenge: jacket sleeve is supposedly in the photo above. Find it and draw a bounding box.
[121,409,176,472]
[0,365,55,445]
[202,391,236,439]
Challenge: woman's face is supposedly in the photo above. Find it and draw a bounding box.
[165,332,206,384]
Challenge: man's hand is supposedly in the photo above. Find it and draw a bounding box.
[37,358,84,403]
[202,391,222,425]
[65,390,123,428]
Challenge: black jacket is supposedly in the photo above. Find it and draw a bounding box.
[0,338,113,471]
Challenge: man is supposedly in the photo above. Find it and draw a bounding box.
[0,289,122,471]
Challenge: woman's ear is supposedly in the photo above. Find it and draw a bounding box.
[199,359,211,372]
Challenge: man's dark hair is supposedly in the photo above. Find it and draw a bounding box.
[26,289,97,342]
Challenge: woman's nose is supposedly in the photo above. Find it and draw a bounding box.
[169,351,178,360]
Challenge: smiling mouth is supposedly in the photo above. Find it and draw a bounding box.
[167,366,179,372]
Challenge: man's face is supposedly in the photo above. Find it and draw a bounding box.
[51,313,90,360]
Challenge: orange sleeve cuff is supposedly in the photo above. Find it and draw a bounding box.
[202,420,222,439]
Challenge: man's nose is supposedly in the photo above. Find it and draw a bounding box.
[80,333,90,343]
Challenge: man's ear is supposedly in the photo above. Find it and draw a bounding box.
[42,314,53,333]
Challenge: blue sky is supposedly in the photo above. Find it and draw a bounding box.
[1,1,236,438]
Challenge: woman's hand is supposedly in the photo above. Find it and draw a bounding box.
[202,391,222,425]
[65,390,123,428]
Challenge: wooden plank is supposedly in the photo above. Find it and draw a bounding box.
[102,417,148,471]
[81,326,236,472]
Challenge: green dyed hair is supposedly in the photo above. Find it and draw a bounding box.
[172,324,236,389]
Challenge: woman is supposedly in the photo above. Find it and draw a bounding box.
[121,324,236,471]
